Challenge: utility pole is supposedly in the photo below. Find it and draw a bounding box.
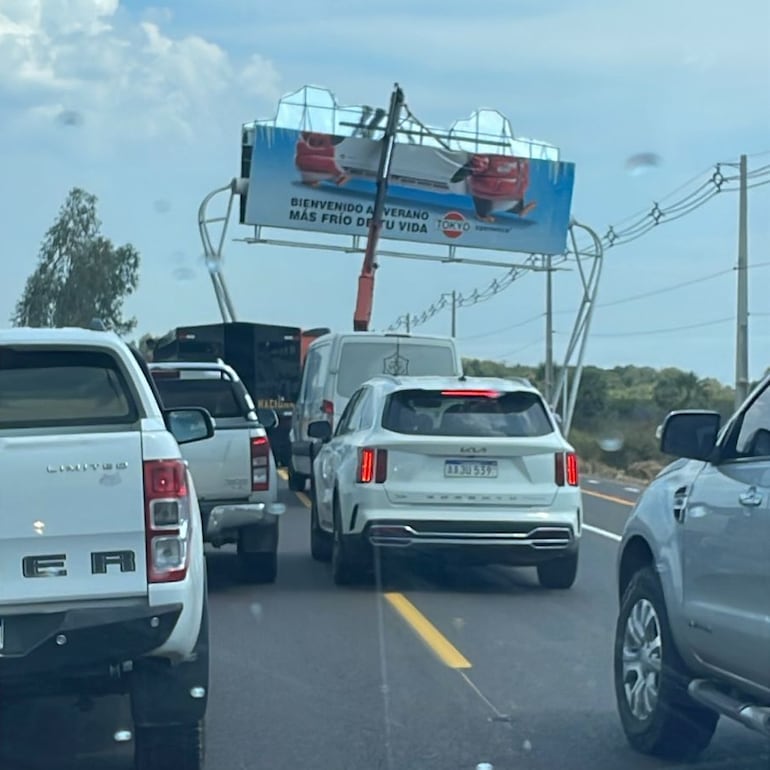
[405,314,410,333]
[544,254,554,403]
[451,290,457,337]
[735,154,749,408]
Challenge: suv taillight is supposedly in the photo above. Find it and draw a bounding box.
[251,436,270,491]
[357,448,388,484]
[143,459,192,583]
[555,452,579,487]
[321,400,334,423]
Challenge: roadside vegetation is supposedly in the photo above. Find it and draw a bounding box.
[463,358,754,481]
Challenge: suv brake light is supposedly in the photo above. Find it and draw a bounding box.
[555,452,579,487]
[251,436,270,491]
[357,448,388,484]
[321,400,334,422]
[143,459,192,583]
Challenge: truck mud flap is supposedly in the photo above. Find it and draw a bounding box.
[130,593,209,728]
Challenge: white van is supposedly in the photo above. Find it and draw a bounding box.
[288,332,462,490]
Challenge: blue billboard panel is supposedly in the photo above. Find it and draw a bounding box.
[244,126,575,255]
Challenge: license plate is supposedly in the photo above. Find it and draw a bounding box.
[444,460,498,478]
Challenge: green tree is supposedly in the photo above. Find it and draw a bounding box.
[12,188,140,334]
[573,365,609,422]
[652,368,703,412]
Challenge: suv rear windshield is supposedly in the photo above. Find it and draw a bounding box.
[337,342,457,398]
[152,371,246,418]
[382,389,554,437]
[0,348,137,428]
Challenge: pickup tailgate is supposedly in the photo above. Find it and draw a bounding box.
[177,424,252,502]
[0,431,148,605]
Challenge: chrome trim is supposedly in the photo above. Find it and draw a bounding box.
[367,524,573,549]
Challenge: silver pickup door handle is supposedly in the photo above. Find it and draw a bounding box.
[738,487,763,507]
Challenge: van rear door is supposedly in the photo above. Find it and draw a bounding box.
[333,337,460,417]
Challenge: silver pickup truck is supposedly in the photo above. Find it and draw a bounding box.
[149,361,285,583]
[614,374,770,760]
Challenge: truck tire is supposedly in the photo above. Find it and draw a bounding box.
[288,464,307,492]
[536,551,578,589]
[134,722,204,770]
[131,591,209,770]
[237,522,278,583]
[614,566,718,761]
[238,550,278,583]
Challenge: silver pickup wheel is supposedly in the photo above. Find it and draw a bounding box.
[614,566,718,760]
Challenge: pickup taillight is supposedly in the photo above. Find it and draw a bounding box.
[251,436,270,491]
[143,459,192,583]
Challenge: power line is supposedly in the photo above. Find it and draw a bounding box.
[460,312,544,341]
[590,316,734,338]
[388,157,770,332]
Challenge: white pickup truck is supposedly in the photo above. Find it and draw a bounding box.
[149,361,285,583]
[0,327,213,769]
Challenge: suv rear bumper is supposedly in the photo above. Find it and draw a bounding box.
[0,602,182,684]
[350,519,579,567]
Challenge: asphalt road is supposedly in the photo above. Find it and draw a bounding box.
[2,474,769,770]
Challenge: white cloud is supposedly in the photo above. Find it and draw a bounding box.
[0,0,281,141]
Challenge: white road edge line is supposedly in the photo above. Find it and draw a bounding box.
[585,479,600,485]
[583,524,622,543]
[623,486,640,493]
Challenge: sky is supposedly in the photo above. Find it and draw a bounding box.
[1,0,768,386]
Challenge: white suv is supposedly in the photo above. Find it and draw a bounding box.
[307,375,582,588]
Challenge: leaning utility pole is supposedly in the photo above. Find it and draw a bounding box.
[735,154,749,408]
[450,290,457,337]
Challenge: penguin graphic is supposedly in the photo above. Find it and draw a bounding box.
[451,153,537,222]
[294,132,350,187]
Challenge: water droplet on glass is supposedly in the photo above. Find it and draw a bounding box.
[476,763,494,770]
[249,602,262,620]
[153,199,171,214]
[114,730,132,743]
[452,617,465,630]
[56,109,84,127]
[172,267,196,281]
[598,435,624,452]
[625,152,662,177]
[522,739,532,751]
[205,258,221,274]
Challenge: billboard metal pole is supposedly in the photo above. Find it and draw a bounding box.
[353,83,405,331]
[198,179,246,323]
[544,254,554,403]
[549,219,604,435]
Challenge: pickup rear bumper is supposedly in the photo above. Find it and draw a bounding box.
[0,602,182,687]
[200,499,286,540]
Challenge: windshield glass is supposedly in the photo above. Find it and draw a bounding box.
[336,342,457,397]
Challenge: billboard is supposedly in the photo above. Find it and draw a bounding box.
[243,126,575,255]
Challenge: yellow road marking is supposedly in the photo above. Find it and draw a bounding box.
[296,491,311,508]
[277,468,288,481]
[582,488,635,507]
[384,592,471,670]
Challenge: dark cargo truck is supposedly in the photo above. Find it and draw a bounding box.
[152,322,302,466]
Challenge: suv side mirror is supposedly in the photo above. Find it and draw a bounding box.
[308,420,332,443]
[257,408,279,430]
[660,410,720,461]
[165,407,215,445]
